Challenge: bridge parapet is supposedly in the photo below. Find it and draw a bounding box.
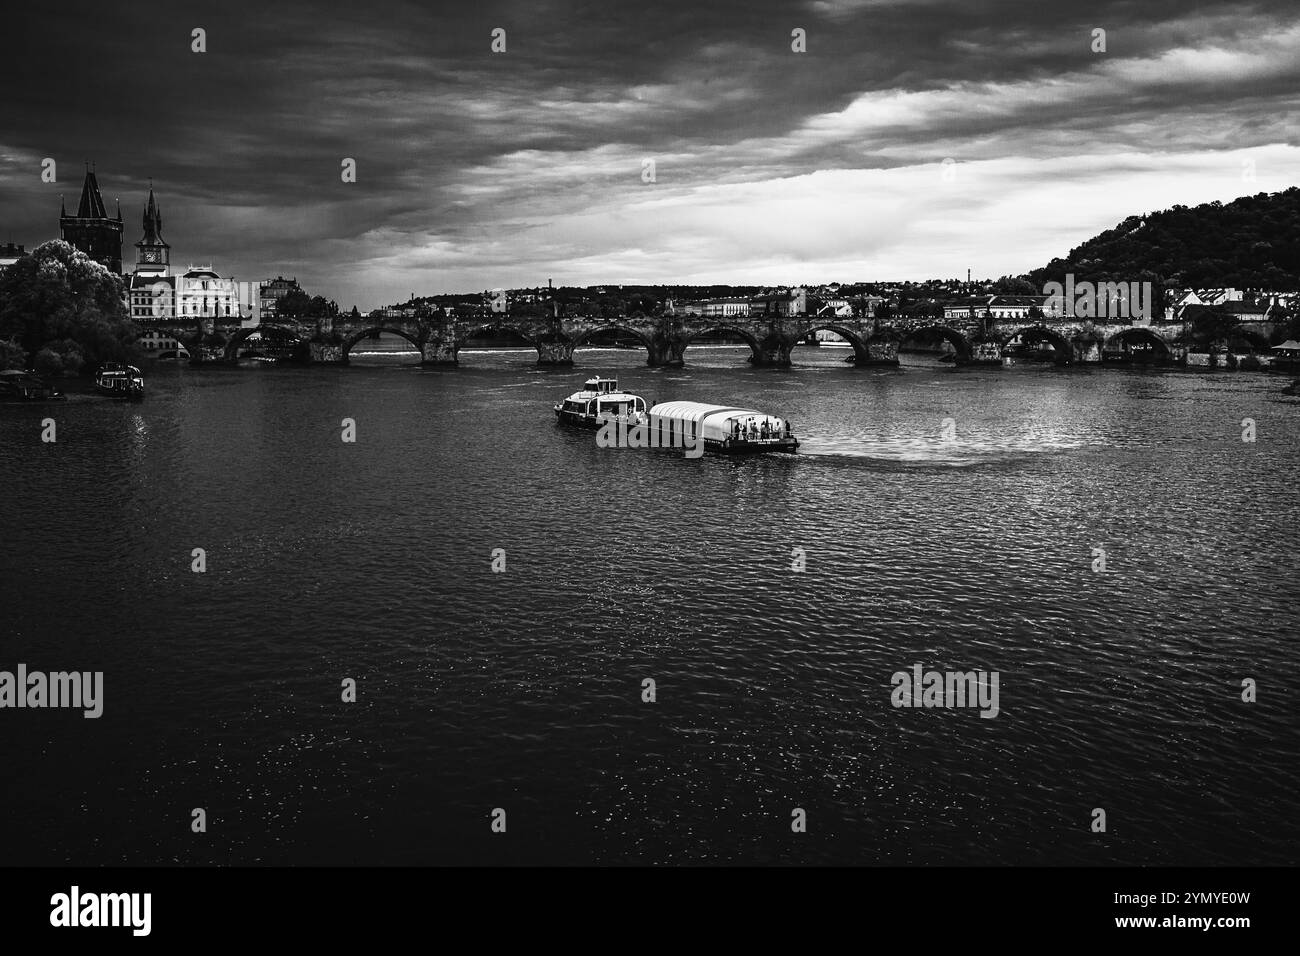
[137,309,1192,368]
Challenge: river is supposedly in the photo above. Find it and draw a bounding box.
[1,345,1296,865]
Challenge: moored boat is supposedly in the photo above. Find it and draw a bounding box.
[1267,340,1300,374]
[647,401,798,454]
[0,369,64,402]
[554,376,648,429]
[94,363,144,401]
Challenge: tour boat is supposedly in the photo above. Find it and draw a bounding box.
[94,363,145,401]
[648,401,798,454]
[0,370,64,402]
[554,376,648,428]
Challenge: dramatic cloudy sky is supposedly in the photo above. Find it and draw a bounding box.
[2,0,1298,307]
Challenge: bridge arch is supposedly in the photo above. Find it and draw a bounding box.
[1104,327,1172,360]
[904,325,972,362]
[451,322,557,364]
[569,324,654,363]
[342,326,425,359]
[222,323,310,361]
[1003,325,1075,365]
[795,322,872,362]
[681,325,764,364]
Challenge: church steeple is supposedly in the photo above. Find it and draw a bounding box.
[142,184,163,241]
[59,163,123,273]
[76,167,108,219]
[133,182,170,276]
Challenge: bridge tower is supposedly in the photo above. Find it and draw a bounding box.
[59,165,123,274]
[133,183,170,277]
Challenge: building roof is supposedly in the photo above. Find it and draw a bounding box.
[75,169,109,219]
[129,274,175,289]
[137,186,167,246]
[989,295,1047,306]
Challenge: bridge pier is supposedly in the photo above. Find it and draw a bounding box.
[647,336,686,367]
[855,339,900,366]
[535,338,575,366]
[310,342,347,364]
[187,346,237,366]
[751,335,795,367]
[421,337,457,365]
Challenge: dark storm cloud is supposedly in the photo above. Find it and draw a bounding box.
[1,0,1298,304]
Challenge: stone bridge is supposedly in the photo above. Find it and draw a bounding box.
[149,311,1194,367]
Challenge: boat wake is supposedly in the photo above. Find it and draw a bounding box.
[799,433,1090,467]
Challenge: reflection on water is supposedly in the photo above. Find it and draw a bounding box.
[1,345,1297,866]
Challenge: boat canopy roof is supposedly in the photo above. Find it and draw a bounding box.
[566,388,642,402]
[650,401,759,422]
[649,401,788,441]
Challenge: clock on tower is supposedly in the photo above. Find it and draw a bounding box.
[133,184,170,276]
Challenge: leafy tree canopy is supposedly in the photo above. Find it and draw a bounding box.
[0,239,138,374]
[1027,187,1300,291]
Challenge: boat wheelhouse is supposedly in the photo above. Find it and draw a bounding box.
[94,363,145,401]
[0,370,64,402]
[554,376,648,429]
[647,401,798,454]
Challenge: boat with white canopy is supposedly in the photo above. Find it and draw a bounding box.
[648,400,798,454]
[554,376,648,429]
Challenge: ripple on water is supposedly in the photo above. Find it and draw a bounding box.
[0,354,1297,865]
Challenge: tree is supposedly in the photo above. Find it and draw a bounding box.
[0,338,24,370]
[511,301,547,319]
[0,240,137,374]
[1190,308,1237,347]
[276,288,312,319]
[627,293,659,317]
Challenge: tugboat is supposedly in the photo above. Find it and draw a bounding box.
[0,369,64,402]
[94,363,145,401]
[554,376,648,429]
[648,401,798,454]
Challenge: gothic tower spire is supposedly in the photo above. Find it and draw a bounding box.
[59,164,123,273]
[133,182,170,276]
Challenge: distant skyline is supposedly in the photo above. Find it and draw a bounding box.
[3,0,1299,309]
